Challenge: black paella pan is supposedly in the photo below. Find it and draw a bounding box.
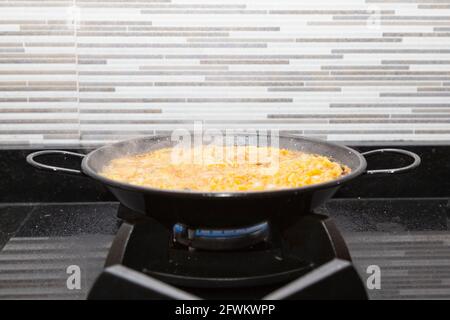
[27,134,420,229]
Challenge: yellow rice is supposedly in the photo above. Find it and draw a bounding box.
[100,145,350,192]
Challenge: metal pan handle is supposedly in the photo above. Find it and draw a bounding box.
[26,150,85,176]
[361,148,421,175]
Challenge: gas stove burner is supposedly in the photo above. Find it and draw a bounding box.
[172,222,269,250]
[89,205,367,299]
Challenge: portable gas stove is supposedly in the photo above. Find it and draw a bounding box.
[87,205,367,300]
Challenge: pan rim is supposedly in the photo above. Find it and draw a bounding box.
[81,134,367,199]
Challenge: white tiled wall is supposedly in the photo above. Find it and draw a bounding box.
[1,0,450,147]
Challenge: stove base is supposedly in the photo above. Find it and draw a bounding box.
[88,206,368,299]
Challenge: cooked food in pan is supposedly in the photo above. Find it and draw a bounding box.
[100,145,351,192]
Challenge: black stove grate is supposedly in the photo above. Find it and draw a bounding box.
[88,209,367,299]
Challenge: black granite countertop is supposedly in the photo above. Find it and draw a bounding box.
[0,198,449,300]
